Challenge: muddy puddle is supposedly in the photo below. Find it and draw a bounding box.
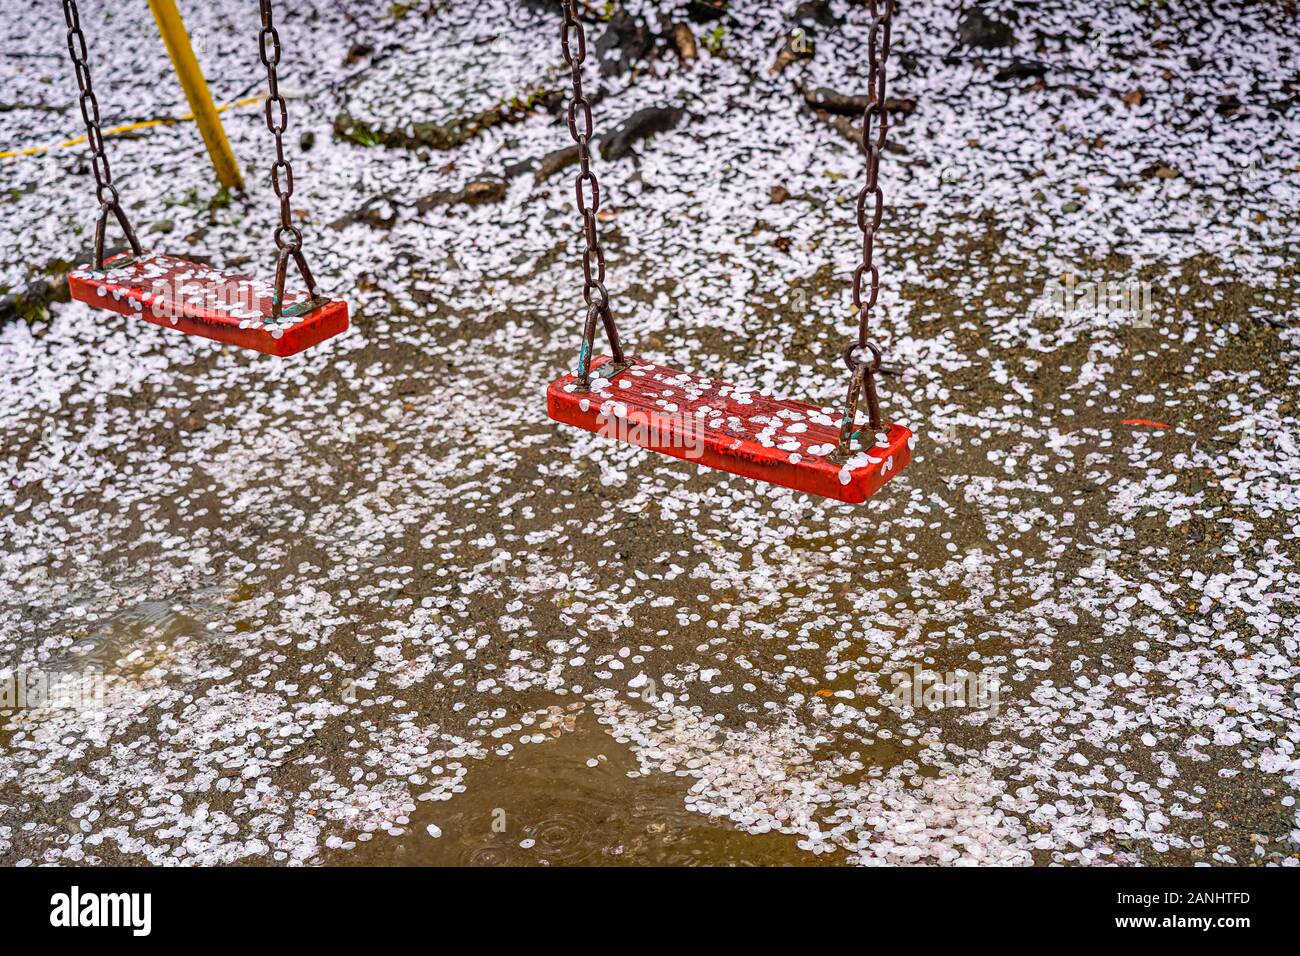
[1,579,231,753]
[61,584,227,677]
[331,704,837,867]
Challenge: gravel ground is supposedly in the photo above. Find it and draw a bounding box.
[1,0,1298,866]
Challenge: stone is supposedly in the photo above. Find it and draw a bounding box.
[334,40,561,151]
[994,60,1048,82]
[599,106,685,161]
[672,23,698,63]
[414,176,509,213]
[596,9,654,78]
[533,144,582,183]
[804,86,918,117]
[957,5,1017,49]
[687,0,727,23]
[344,41,374,66]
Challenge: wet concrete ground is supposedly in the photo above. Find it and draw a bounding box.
[1,1,1298,865]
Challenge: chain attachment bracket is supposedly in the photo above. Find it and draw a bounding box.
[828,342,886,464]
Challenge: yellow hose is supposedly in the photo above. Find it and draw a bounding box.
[0,95,261,161]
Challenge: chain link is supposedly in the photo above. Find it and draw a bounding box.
[258,0,318,317]
[852,0,893,334]
[61,0,141,270]
[832,0,895,459]
[559,0,626,389]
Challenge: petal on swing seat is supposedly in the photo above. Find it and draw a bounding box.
[547,355,913,504]
[67,252,349,357]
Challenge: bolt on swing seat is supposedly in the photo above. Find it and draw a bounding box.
[544,0,912,504]
[548,355,914,504]
[68,253,349,357]
[58,0,347,358]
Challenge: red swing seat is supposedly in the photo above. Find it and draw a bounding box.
[67,253,349,357]
[547,355,913,503]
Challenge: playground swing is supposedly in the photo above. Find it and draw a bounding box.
[59,0,348,357]
[545,0,913,504]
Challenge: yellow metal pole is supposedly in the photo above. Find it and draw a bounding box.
[147,0,244,190]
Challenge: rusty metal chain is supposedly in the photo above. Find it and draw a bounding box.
[560,0,626,390]
[831,0,895,462]
[258,0,319,318]
[61,0,142,270]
